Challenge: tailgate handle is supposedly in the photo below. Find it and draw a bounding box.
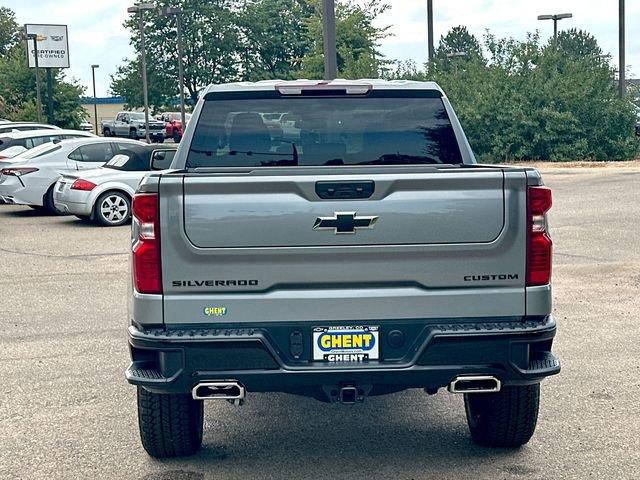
[315,181,374,200]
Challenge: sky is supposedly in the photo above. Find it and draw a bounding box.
[3,0,639,97]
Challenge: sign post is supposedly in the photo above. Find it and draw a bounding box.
[25,24,70,125]
[46,68,54,124]
[25,34,43,122]
[322,0,337,80]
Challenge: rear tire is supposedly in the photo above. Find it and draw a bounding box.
[129,128,138,140]
[137,387,204,458]
[464,384,540,448]
[43,185,65,215]
[93,191,131,226]
[173,131,181,143]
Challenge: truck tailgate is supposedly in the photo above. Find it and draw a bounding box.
[158,167,529,324]
[182,171,503,247]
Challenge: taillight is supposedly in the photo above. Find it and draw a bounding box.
[526,186,552,286]
[132,193,162,294]
[1,167,39,176]
[71,179,97,191]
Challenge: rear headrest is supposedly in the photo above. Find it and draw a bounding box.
[228,113,271,154]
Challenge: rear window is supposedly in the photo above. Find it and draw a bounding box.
[187,93,463,168]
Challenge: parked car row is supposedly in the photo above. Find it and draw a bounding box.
[0,122,176,226]
[99,110,193,143]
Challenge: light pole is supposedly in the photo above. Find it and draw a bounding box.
[163,6,187,131]
[619,0,625,97]
[127,2,154,143]
[322,0,337,80]
[537,13,573,41]
[26,33,43,123]
[91,64,99,135]
[427,0,434,63]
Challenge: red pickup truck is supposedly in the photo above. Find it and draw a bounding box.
[161,112,191,143]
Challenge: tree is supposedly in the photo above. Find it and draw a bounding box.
[297,0,390,79]
[111,0,391,105]
[238,0,315,81]
[111,0,241,107]
[388,27,639,161]
[435,26,482,61]
[0,6,20,56]
[110,58,176,110]
[554,29,604,61]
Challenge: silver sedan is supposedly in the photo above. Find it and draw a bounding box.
[54,144,176,226]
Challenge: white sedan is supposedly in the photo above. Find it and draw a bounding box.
[0,128,94,159]
[54,144,176,226]
[0,137,144,213]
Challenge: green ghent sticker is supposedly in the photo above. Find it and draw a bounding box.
[203,306,228,317]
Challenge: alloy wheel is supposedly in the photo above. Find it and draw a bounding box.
[100,194,129,224]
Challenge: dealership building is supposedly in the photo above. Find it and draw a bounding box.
[80,96,129,127]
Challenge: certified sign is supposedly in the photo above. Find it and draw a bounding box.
[25,24,70,69]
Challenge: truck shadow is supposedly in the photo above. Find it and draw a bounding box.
[144,390,531,479]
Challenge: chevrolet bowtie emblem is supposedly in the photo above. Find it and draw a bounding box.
[313,212,378,234]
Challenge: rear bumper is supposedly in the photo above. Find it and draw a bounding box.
[126,316,560,399]
[53,186,93,215]
[139,129,165,139]
[0,177,37,206]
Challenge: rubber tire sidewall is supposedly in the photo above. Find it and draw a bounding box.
[93,191,131,226]
[43,184,65,215]
[464,384,540,448]
[129,128,138,140]
[137,387,204,458]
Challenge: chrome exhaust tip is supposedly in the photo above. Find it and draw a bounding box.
[192,381,246,402]
[448,375,501,394]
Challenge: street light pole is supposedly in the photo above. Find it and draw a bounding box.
[322,0,337,80]
[27,34,43,123]
[91,65,99,135]
[427,0,434,63]
[537,13,573,41]
[164,6,187,130]
[619,0,626,97]
[128,3,154,143]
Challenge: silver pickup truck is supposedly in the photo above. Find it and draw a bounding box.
[125,79,560,458]
[101,111,165,142]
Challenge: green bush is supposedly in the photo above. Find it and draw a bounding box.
[392,28,639,162]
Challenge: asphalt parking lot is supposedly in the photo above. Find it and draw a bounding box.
[1,165,639,480]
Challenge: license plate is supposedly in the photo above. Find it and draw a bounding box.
[57,183,65,192]
[312,326,379,362]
